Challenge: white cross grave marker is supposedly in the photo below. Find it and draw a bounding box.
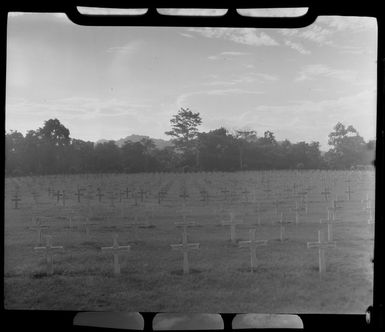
[221,211,243,244]
[31,217,50,245]
[101,234,130,275]
[307,230,336,275]
[238,228,267,272]
[34,235,64,275]
[278,212,285,241]
[170,230,200,275]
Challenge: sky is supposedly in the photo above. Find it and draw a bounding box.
[5,10,377,150]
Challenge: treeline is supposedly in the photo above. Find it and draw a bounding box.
[5,110,375,176]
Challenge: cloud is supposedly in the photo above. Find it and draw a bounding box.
[179,32,195,38]
[295,64,357,82]
[106,41,144,54]
[318,16,377,32]
[208,51,251,60]
[6,97,151,123]
[284,40,311,55]
[203,72,278,86]
[298,24,333,45]
[187,28,279,47]
[278,29,300,37]
[245,89,376,148]
[176,88,264,107]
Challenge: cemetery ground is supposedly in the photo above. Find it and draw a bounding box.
[4,170,374,313]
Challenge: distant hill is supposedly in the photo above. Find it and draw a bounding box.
[96,135,172,150]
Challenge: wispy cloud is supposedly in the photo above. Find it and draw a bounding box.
[244,89,376,148]
[204,72,278,86]
[298,24,333,45]
[278,24,333,51]
[295,64,357,82]
[106,41,144,54]
[179,32,195,38]
[318,16,377,32]
[186,28,279,47]
[176,88,264,107]
[285,40,311,55]
[208,51,251,60]
[6,97,151,122]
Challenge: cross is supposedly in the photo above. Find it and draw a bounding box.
[170,230,200,275]
[179,191,189,202]
[107,191,116,207]
[132,191,139,206]
[321,188,331,201]
[221,212,243,244]
[11,194,21,209]
[175,217,197,239]
[307,230,336,275]
[127,214,152,241]
[101,234,130,275]
[200,190,209,203]
[221,188,230,201]
[263,187,272,195]
[242,189,250,202]
[319,217,335,242]
[278,212,286,241]
[31,191,40,204]
[138,188,147,202]
[34,235,64,275]
[74,188,84,203]
[273,199,281,215]
[62,190,67,207]
[297,190,308,203]
[118,190,125,203]
[96,188,104,202]
[345,185,354,201]
[238,228,267,272]
[158,190,167,204]
[31,218,50,245]
[366,206,374,225]
[52,190,63,204]
[327,200,343,221]
[292,201,304,224]
[83,218,98,238]
[123,187,131,200]
[255,202,261,225]
[361,193,372,210]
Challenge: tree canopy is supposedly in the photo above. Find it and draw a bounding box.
[5,115,375,176]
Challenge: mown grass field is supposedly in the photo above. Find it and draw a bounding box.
[4,170,374,313]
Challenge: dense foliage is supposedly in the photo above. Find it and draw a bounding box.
[5,110,375,176]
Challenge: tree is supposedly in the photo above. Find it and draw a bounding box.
[198,128,238,171]
[37,118,70,146]
[165,108,202,168]
[94,141,121,173]
[326,122,367,169]
[5,131,25,175]
[235,129,257,170]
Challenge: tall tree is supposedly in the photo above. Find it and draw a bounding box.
[326,122,367,169]
[235,129,257,170]
[165,108,202,168]
[5,131,25,175]
[37,118,70,146]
